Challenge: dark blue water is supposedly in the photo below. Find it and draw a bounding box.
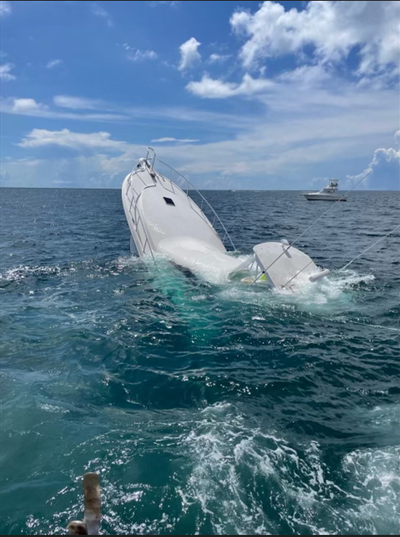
[0,188,399,535]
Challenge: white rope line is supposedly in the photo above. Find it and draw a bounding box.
[280,222,400,289]
[340,223,400,271]
[282,224,400,288]
[252,169,373,284]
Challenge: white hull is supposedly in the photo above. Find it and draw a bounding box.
[121,149,330,291]
[304,194,347,201]
[121,154,242,276]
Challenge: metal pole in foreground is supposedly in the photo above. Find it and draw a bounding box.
[67,473,101,536]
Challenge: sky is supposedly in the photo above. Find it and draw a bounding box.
[0,0,399,190]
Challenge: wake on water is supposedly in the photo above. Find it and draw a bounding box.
[106,257,397,534]
[34,401,400,535]
[1,253,398,535]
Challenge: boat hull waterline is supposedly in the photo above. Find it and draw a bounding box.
[304,194,346,201]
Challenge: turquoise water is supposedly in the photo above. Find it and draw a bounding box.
[0,188,399,535]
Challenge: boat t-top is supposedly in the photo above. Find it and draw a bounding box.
[122,148,330,292]
[304,179,347,201]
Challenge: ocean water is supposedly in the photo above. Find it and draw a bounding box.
[0,188,399,536]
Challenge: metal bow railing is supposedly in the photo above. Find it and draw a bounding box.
[144,147,236,252]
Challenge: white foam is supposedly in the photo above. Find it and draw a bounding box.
[214,268,376,315]
[138,249,377,316]
[38,403,70,414]
[0,264,62,282]
[176,402,400,535]
[39,401,400,535]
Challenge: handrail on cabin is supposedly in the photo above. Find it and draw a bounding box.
[145,147,236,251]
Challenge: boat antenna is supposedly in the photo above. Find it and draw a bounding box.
[252,168,373,284]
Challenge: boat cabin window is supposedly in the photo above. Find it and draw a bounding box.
[163,197,175,206]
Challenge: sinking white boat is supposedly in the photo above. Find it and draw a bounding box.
[304,179,347,201]
[122,149,329,291]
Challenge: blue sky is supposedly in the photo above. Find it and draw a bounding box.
[1,0,399,189]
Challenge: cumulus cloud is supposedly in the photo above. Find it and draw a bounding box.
[179,37,201,71]
[367,147,399,189]
[11,98,46,113]
[349,134,400,190]
[6,74,399,190]
[91,2,113,27]
[18,128,127,151]
[151,137,199,143]
[46,59,63,69]
[0,1,11,17]
[0,62,15,81]
[186,73,274,98]
[231,1,400,77]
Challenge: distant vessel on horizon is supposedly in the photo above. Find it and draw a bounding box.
[304,179,347,201]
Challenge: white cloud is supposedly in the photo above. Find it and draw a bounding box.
[11,98,46,113]
[0,155,124,188]
[53,95,104,110]
[2,97,126,122]
[2,94,248,128]
[147,1,179,7]
[179,37,201,71]
[127,49,158,62]
[208,53,231,64]
[0,1,11,17]
[46,59,63,69]
[277,64,330,86]
[151,137,199,143]
[18,129,127,151]
[372,147,400,167]
[122,43,158,62]
[5,81,398,190]
[91,2,113,27]
[4,70,398,190]
[0,62,15,81]
[186,73,274,98]
[348,141,400,190]
[230,1,400,78]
